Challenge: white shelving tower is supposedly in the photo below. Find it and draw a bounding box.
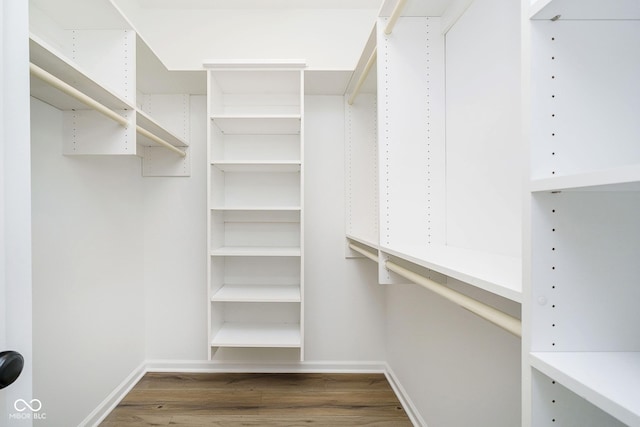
[524,0,640,426]
[205,63,305,360]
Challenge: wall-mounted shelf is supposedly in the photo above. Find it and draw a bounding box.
[530,352,640,426]
[211,161,301,173]
[530,164,640,193]
[211,323,301,348]
[530,0,640,20]
[345,4,522,307]
[210,247,301,257]
[29,31,191,174]
[211,206,301,212]
[381,244,522,303]
[211,285,301,303]
[29,34,132,111]
[136,109,188,149]
[346,234,378,252]
[211,115,301,135]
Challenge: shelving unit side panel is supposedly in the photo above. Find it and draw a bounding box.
[345,93,378,244]
[530,20,640,180]
[298,69,305,362]
[62,109,135,155]
[444,0,522,259]
[530,191,640,352]
[531,368,628,427]
[377,16,445,249]
[66,29,135,105]
[207,72,224,120]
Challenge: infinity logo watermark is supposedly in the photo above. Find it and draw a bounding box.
[9,399,47,420]
[14,399,43,412]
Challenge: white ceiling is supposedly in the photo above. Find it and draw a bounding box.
[136,0,383,9]
[30,0,130,29]
[29,0,457,93]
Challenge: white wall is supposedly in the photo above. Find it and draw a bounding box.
[386,279,521,427]
[303,95,386,363]
[143,95,387,365]
[143,95,208,361]
[30,98,146,426]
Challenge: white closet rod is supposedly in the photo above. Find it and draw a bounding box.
[348,242,379,262]
[136,126,186,157]
[347,47,377,106]
[384,0,407,35]
[385,262,522,337]
[347,0,405,105]
[29,63,187,158]
[348,241,522,337]
[30,63,128,127]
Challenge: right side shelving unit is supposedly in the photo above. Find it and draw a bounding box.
[524,1,640,425]
[346,0,523,305]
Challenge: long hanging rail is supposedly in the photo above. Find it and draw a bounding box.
[348,242,379,262]
[348,242,522,337]
[347,0,407,105]
[29,63,187,158]
[347,47,377,106]
[384,0,407,35]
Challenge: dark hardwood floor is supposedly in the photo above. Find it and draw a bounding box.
[100,372,413,426]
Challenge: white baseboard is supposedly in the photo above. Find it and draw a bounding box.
[384,363,428,427]
[81,359,424,427]
[145,359,387,374]
[79,361,147,427]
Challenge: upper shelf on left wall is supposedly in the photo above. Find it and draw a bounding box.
[28,20,203,176]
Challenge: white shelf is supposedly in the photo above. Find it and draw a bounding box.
[136,109,188,148]
[29,34,132,111]
[531,164,640,192]
[211,206,301,211]
[211,322,301,348]
[346,234,379,251]
[211,115,301,135]
[530,352,640,426]
[211,285,300,303]
[210,246,301,257]
[211,161,301,173]
[381,244,522,303]
[530,0,640,20]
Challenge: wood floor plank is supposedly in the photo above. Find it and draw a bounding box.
[259,390,406,416]
[100,373,413,426]
[167,415,413,426]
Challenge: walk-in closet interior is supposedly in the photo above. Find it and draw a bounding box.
[1,0,638,425]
